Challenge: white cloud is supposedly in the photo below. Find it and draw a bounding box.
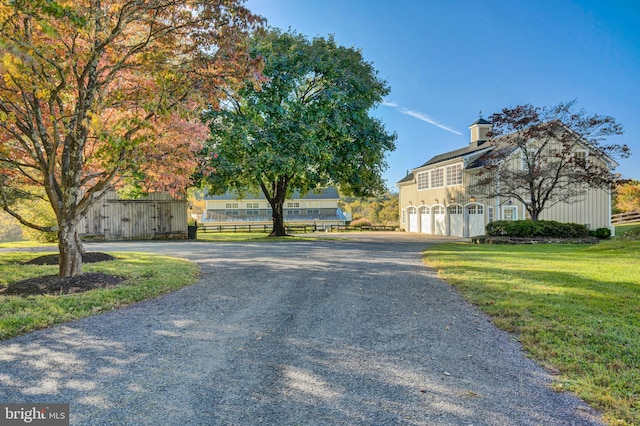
[382,102,462,136]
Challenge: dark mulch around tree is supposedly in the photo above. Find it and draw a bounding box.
[3,273,125,296]
[25,252,117,265]
[2,252,123,297]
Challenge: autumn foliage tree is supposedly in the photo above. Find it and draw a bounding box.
[201,29,396,236]
[469,101,630,221]
[0,0,262,276]
[614,179,640,213]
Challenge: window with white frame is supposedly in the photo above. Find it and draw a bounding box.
[432,205,445,215]
[574,149,588,168]
[448,205,462,214]
[417,171,429,190]
[225,202,239,209]
[468,205,484,215]
[401,209,406,224]
[487,206,494,223]
[503,206,517,221]
[431,168,444,188]
[286,202,300,208]
[446,164,463,186]
[246,202,260,209]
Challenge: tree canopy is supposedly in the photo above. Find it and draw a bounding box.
[0,0,262,276]
[468,101,630,221]
[615,179,640,213]
[201,29,396,236]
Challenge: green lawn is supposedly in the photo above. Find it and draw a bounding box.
[615,223,640,237]
[424,239,640,425]
[0,252,199,340]
[0,241,56,249]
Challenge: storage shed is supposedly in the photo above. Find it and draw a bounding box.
[79,191,187,240]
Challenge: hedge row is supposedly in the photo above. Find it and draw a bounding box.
[485,220,593,238]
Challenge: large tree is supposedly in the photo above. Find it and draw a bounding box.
[201,29,396,236]
[0,0,262,276]
[468,101,630,221]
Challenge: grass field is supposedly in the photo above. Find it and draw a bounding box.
[424,237,640,425]
[0,252,199,340]
[615,223,640,237]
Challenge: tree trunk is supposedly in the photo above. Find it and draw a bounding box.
[75,230,86,256]
[263,177,290,237]
[58,222,82,277]
[530,210,540,221]
[270,199,287,236]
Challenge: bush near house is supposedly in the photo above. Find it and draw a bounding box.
[485,220,590,238]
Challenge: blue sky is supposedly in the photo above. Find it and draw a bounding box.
[245,0,639,188]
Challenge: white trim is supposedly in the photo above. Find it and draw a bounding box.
[502,205,518,221]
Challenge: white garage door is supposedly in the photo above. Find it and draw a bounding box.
[449,205,463,237]
[420,207,432,234]
[467,204,485,237]
[433,206,446,235]
[408,207,418,233]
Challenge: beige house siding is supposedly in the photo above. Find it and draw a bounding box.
[539,186,612,229]
[397,119,617,237]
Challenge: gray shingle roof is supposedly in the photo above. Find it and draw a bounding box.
[418,142,493,168]
[470,118,492,125]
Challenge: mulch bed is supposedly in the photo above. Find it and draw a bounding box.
[2,252,124,297]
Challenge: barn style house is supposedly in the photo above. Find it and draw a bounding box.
[397,118,617,237]
[201,187,347,229]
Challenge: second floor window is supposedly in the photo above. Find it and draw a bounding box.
[446,164,463,186]
[431,168,444,188]
[574,150,588,168]
[417,171,429,190]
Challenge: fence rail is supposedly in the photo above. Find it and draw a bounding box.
[612,211,640,225]
[197,224,271,233]
[328,225,397,232]
[196,223,398,233]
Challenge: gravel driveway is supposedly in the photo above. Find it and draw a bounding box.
[0,233,602,425]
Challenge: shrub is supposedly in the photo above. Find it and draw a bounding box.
[594,227,612,239]
[485,220,590,238]
[349,217,372,228]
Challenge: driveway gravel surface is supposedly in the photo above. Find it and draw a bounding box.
[0,233,603,425]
